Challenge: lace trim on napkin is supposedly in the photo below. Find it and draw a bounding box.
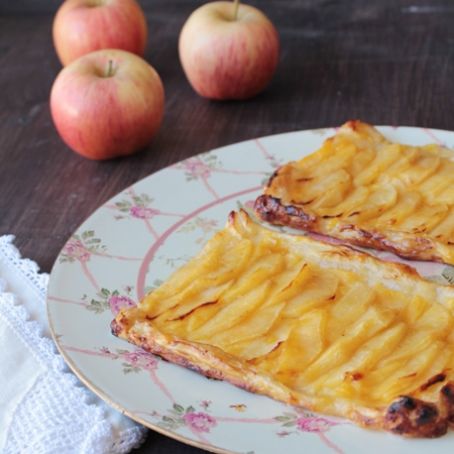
[0,235,146,454]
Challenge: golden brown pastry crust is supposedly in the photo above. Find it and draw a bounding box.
[111,316,296,403]
[112,211,454,438]
[255,120,454,265]
[113,312,454,437]
[254,194,443,262]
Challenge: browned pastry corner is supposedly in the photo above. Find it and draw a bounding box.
[383,381,454,438]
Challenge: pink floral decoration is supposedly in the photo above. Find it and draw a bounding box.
[183,411,217,433]
[129,206,160,219]
[62,240,90,262]
[183,158,212,178]
[108,295,136,315]
[122,349,158,371]
[296,416,336,433]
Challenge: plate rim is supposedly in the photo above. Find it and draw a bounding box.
[47,124,454,453]
[47,320,234,454]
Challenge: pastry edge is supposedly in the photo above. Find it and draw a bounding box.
[111,314,454,438]
[254,193,449,265]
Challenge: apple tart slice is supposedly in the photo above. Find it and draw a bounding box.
[112,210,454,438]
[255,120,454,265]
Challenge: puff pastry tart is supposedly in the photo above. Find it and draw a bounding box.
[112,211,454,437]
[255,120,454,265]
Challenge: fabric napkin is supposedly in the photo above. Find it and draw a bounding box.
[0,235,147,454]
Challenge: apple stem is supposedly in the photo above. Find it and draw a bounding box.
[233,0,240,20]
[106,59,114,77]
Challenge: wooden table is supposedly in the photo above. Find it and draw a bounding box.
[1,0,454,452]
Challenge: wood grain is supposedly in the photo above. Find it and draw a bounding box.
[1,1,454,452]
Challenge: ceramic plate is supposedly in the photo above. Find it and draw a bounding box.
[48,126,454,454]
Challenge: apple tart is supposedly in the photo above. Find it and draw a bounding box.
[112,210,454,438]
[255,120,454,265]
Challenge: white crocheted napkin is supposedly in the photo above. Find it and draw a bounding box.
[0,235,147,454]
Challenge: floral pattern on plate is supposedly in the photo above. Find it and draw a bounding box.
[48,126,454,454]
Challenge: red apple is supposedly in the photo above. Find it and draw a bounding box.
[50,49,164,160]
[179,0,279,100]
[53,0,147,66]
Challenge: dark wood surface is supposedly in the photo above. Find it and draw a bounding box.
[1,1,454,452]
